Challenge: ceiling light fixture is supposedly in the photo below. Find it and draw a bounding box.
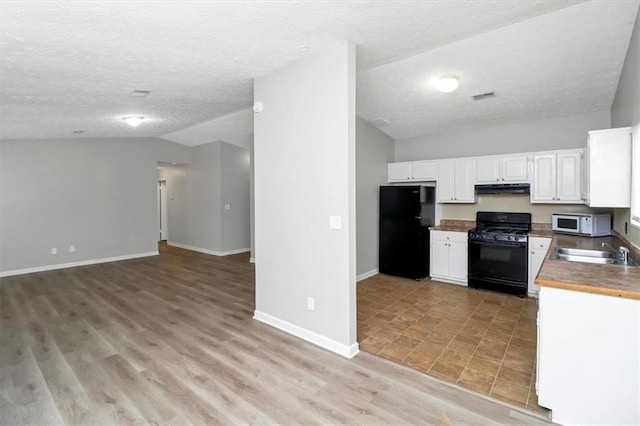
[436,75,459,93]
[123,116,144,127]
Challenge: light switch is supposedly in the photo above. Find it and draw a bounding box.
[224,204,231,210]
[329,215,342,230]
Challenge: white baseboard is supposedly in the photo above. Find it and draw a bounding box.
[430,276,468,286]
[167,241,250,257]
[0,251,159,278]
[253,310,359,359]
[357,268,378,282]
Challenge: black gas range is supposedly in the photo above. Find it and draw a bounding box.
[468,212,532,297]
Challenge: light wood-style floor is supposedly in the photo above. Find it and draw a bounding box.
[1,244,549,425]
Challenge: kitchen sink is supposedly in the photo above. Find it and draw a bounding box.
[555,248,616,258]
[550,247,637,266]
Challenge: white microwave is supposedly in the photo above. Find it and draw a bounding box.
[551,213,611,237]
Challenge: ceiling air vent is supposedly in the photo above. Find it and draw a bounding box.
[129,90,151,97]
[472,92,496,101]
[370,117,390,127]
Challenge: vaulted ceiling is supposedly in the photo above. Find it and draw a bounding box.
[1,1,638,144]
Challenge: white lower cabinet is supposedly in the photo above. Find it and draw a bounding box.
[537,287,640,425]
[430,230,467,285]
[527,237,551,296]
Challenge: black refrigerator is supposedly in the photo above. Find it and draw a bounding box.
[379,186,435,279]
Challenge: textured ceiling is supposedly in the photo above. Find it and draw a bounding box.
[0,0,635,143]
[162,108,253,149]
[357,0,640,140]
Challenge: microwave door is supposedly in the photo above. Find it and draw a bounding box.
[557,217,580,232]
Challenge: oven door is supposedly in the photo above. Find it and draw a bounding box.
[468,238,528,284]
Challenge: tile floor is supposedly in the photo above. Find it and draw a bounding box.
[357,274,548,415]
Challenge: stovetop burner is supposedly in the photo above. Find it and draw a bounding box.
[476,227,529,235]
[470,212,532,243]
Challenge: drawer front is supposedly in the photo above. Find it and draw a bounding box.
[431,230,468,243]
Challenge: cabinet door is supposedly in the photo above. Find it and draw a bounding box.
[528,237,550,296]
[437,160,455,202]
[388,163,411,182]
[587,129,631,208]
[453,159,475,202]
[475,157,501,183]
[411,161,438,181]
[448,241,468,283]
[531,155,556,202]
[502,155,529,182]
[430,239,449,278]
[556,151,582,202]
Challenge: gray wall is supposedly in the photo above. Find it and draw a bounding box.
[160,141,250,254]
[220,142,251,252]
[0,137,191,273]
[254,41,357,354]
[394,110,611,161]
[611,7,640,247]
[356,116,394,276]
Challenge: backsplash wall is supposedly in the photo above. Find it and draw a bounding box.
[441,194,599,224]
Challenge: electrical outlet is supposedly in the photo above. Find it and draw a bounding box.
[307,297,315,311]
[51,247,57,255]
[224,204,231,210]
[69,245,75,253]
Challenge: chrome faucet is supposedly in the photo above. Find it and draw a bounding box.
[602,242,630,264]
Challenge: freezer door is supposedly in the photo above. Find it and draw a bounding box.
[379,186,421,218]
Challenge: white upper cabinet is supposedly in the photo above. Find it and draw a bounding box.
[531,150,583,204]
[476,155,529,183]
[388,160,438,182]
[475,156,501,183]
[437,158,475,203]
[388,162,412,182]
[501,155,529,182]
[556,152,583,202]
[411,161,438,181]
[585,127,631,208]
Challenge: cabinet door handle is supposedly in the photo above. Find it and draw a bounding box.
[531,251,535,254]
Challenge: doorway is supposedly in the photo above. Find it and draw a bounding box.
[158,180,168,241]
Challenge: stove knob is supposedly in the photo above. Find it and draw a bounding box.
[507,236,512,241]
[493,235,499,240]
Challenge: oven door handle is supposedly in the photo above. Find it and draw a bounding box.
[468,239,527,248]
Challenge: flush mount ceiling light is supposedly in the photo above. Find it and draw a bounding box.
[123,116,144,127]
[436,75,460,93]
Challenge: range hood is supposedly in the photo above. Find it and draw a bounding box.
[475,183,530,194]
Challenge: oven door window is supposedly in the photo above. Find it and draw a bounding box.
[469,240,527,283]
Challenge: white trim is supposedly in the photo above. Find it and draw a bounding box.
[249,257,255,263]
[356,268,378,282]
[430,276,468,286]
[0,251,158,278]
[253,310,359,359]
[167,241,250,257]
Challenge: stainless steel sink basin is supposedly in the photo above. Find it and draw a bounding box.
[550,247,637,266]
[555,248,616,259]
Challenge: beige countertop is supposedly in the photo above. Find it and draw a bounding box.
[430,219,474,233]
[536,233,640,300]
